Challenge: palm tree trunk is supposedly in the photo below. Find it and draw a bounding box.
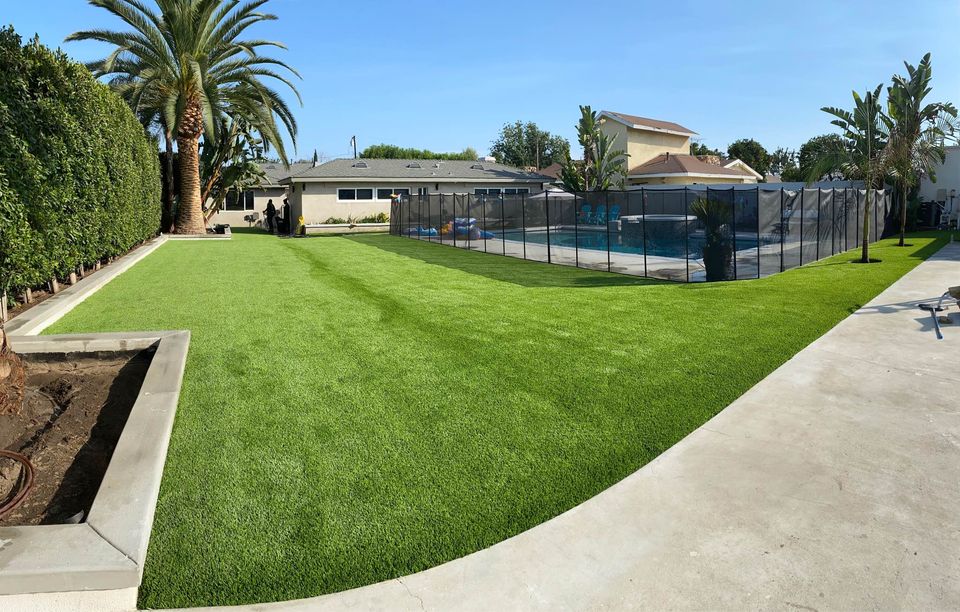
[861,184,872,263]
[898,180,908,246]
[162,131,176,233]
[175,135,206,234]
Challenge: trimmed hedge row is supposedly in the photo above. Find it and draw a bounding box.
[0,27,161,294]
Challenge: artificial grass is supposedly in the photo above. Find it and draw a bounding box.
[45,230,950,608]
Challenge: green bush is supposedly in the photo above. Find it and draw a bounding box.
[324,217,348,224]
[0,27,161,295]
[356,212,389,224]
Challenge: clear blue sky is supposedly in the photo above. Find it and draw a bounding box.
[5,0,959,161]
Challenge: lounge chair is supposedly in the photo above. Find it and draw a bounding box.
[607,205,621,223]
[592,204,607,225]
[578,203,592,224]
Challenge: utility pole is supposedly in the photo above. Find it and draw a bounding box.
[351,135,357,159]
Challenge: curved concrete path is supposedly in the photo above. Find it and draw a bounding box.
[176,243,960,612]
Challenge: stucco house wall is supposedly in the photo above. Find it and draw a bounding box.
[600,118,691,168]
[629,175,755,186]
[293,180,547,225]
[208,186,288,228]
[919,146,960,203]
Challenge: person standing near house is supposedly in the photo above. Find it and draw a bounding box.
[265,199,277,233]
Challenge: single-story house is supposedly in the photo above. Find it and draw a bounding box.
[283,159,552,225]
[208,162,313,227]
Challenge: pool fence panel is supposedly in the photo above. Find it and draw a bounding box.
[391,186,893,283]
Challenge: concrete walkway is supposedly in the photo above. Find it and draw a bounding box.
[178,243,960,612]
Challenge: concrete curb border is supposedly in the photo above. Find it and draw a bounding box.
[5,236,170,337]
[0,330,191,610]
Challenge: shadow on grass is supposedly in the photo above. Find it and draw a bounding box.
[345,234,667,288]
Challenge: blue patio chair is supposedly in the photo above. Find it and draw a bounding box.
[578,203,592,223]
[607,205,621,223]
[592,204,607,224]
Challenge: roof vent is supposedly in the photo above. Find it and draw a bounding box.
[406,162,422,169]
[352,161,368,168]
[470,164,484,170]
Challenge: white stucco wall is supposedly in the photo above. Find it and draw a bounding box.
[208,186,288,228]
[291,180,547,225]
[919,146,960,204]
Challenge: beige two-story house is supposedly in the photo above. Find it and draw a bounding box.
[598,110,761,185]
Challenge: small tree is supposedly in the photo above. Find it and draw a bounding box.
[812,85,891,263]
[490,121,570,168]
[727,138,772,176]
[690,141,722,156]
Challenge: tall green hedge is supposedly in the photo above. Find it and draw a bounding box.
[0,27,161,295]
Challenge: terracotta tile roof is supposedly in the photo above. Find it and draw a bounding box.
[628,153,754,177]
[601,111,697,136]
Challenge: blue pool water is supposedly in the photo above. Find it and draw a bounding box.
[500,229,762,258]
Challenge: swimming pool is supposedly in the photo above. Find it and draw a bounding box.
[499,229,763,258]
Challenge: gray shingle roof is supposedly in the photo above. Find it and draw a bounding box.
[282,159,552,183]
[258,162,314,186]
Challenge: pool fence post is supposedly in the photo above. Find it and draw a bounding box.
[605,191,611,272]
[730,188,737,280]
[574,192,580,268]
[855,188,860,247]
[481,194,487,253]
[756,187,761,279]
[816,188,821,261]
[641,188,648,278]
[684,187,690,282]
[545,191,552,264]
[780,187,785,272]
[799,188,805,265]
[501,195,506,256]
[832,186,837,255]
[521,192,527,260]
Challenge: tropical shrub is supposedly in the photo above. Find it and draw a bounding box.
[0,27,161,296]
[691,197,734,281]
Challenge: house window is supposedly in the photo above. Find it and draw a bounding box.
[417,187,429,196]
[356,188,373,200]
[338,188,356,200]
[224,190,255,210]
[475,188,501,196]
[503,188,529,195]
[376,188,411,200]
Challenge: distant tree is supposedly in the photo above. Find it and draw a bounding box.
[690,141,722,156]
[796,134,848,181]
[360,144,477,160]
[769,147,797,177]
[490,121,570,168]
[727,138,771,176]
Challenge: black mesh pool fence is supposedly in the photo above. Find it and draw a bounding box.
[390,186,892,282]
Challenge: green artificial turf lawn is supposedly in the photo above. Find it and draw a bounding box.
[45,230,949,608]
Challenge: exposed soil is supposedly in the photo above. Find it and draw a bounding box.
[0,349,153,526]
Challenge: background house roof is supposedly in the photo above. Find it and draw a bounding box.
[629,153,755,177]
[258,162,315,186]
[601,111,697,136]
[284,159,552,182]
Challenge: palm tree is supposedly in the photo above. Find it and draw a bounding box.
[560,106,628,192]
[69,0,300,234]
[886,53,957,246]
[812,85,891,263]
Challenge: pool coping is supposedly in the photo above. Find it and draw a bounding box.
[0,330,190,601]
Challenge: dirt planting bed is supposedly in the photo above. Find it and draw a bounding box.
[0,349,153,526]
